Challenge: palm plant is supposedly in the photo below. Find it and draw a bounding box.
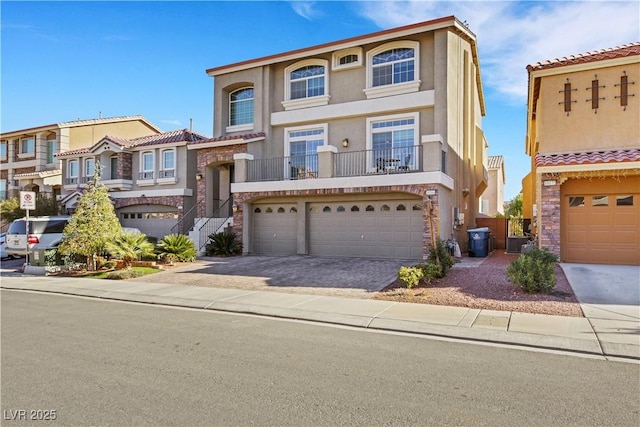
[205,231,243,256]
[156,234,197,263]
[105,231,156,268]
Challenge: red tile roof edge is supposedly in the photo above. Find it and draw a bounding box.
[535,148,640,166]
[527,42,640,72]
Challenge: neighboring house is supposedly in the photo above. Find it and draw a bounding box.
[479,155,505,216]
[186,16,489,259]
[0,115,161,203]
[523,42,640,265]
[55,129,209,240]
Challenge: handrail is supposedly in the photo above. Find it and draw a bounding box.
[198,196,233,251]
[170,198,206,235]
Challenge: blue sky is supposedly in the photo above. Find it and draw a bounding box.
[2,1,638,200]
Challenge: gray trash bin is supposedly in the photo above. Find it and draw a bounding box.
[467,227,490,257]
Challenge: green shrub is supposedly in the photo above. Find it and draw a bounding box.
[416,261,442,284]
[156,234,197,262]
[397,266,424,289]
[427,240,455,278]
[205,231,243,256]
[105,232,156,268]
[105,269,145,280]
[507,248,558,293]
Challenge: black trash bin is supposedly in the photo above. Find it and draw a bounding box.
[467,227,490,257]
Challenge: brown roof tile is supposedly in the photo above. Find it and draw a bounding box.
[527,42,640,72]
[535,148,640,166]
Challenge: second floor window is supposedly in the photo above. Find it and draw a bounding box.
[0,141,7,159]
[141,152,154,179]
[47,140,57,164]
[68,160,78,184]
[85,158,95,180]
[372,47,415,87]
[20,137,35,155]
[229,87,254,127]
[161,149,175,178]
[290,65,325,100]
[0,180,6,200]
[110,157,118,180]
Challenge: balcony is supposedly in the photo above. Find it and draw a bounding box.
[245,146,422,183]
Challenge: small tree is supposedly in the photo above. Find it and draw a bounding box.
[504,193,523,218]
[58,167,122,270]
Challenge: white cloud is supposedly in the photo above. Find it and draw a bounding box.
[290,1,322,20]
[356,1,640,103]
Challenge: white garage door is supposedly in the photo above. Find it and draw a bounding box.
[119,207,179,240]
[309,200,423,259]
[252,204,298,255]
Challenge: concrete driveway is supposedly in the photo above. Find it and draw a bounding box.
[561,263,640,356]
[130,255,412,298]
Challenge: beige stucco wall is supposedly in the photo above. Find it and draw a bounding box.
[68,121,161,149]
[534,62,639,154]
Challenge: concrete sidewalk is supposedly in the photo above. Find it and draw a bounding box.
[2,275,638,361]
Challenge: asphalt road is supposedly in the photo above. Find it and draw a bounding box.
[2,291,639,426]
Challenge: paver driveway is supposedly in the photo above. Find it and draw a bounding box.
[129,255,413,298]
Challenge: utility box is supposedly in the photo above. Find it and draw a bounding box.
[467,227,490,257]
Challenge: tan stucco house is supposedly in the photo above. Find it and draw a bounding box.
[523,42,640,265]
[56,129,209,240]
[479,155,505,216]
[186,16,490,259]
[0,115,161,203]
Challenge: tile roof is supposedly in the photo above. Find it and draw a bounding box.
[527,42,640,72]
[13,169,61,178]
[187,132,266,146]
[535,148,640,167]
[487,155,504,169]
[129,129,210,147]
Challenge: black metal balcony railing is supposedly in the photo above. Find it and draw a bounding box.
[159,170,175,178]
[248,154,318,182]
[335,145,422,177]
[138,171,154,180]
[65,177,79,185]
[80,176,95,184]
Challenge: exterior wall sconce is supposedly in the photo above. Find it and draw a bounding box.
[342,138,349,148]
[195,171,203,181]
[232,204,239,213]
[462,188,470,196]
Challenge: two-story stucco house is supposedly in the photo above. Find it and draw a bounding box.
[0,116,161,204]
[479,155,505,216]
[523,43,640,265]
[55,129,210,239]
[185,16,489,259]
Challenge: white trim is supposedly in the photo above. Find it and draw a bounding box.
[364,81,421,99]
[421,134,444,144]
[365,40,420,95]
[271,90,434,126]
[529,55,640,79]
[284,123,328,158]
[233,153,255,160]
[232,171,454,193]
[225,123,254,133]
[366,112,420,151]
[187,135,265,150]
[282,95,330,111]
[108,188,194,198]
[317,145,338,153]
[283,58,329,109]
[332,47,363,71]
[536,161,640,174]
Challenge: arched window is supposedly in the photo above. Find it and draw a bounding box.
[381,204,390,211]
[229,87,254,127]
[290,207,298,213]
[337,205,345,212]
[365,41,420,99]
[160,149,175,178]
[277,207,285,213]
[254,208,261,213]
[283,60,330,110]
[140,151,154,180]
[265,207,273,213]
[365,205,375,211]
[351,205,360,212]
[323,206,331,212]
[412,204,422,211]
[396,204,406,211]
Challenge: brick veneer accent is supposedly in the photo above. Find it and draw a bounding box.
[119,153,133,180]
[540,173,561,256]
[232,184,440,258]
[195,144,247,216]
[114,195,186,210]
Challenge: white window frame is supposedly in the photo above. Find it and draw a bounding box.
[282,59,330,111]
[84,158,95,183]
[366,112,419,172]
[158,148,177,184]
[68,160,79,185]
[227,86,254,133]
[332,47,363,71]
[46,139,57,164]
[364,41,421,99]
[109,156,118,180]
[0,141,7,160]
[140,151,155,181]
[284,123,327,179]
[18,136,35,158]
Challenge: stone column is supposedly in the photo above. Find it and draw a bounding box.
[539,173,561,257]
[421,134,444,172]
[317,145,336,178]
[233,153,253,183]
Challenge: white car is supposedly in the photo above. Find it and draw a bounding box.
[5,216,71,257]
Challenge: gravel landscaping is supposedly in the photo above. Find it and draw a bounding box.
[374,251,584,317]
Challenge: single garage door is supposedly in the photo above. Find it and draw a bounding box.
[563,192,640,265]
[309,200,423,259]
[252,204,298,255]
[119,206,179,240]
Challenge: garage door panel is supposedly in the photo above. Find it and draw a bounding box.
[309,200,422,259]
[253,204,297,255]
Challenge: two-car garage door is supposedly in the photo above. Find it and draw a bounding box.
[252,200,423,259]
